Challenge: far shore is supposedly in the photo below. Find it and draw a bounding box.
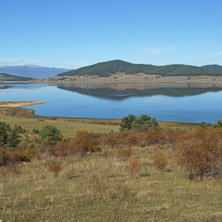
[39,73,222,85]
[2,73,222,87]
[0,101,200,130]
[0,101,48,108]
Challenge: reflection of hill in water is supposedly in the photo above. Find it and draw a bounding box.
[57,84,222,100]
[0,85,11,89]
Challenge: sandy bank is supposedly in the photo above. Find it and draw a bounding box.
[0,101,48,108]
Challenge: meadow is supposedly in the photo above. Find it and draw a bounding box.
[0,104,221,222]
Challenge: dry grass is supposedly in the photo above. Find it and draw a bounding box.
[0,101,48,107]
[0,105,200,138]
[0,106,120,136]
[1,145,222,222]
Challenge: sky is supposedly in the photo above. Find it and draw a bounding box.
[0,0,222,69]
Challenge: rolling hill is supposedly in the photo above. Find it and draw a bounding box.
[0,65,70,79]
[0,73,34,81]
[202,65,222,72]
[58,60,222,77]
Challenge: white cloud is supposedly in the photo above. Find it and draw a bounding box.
[169,45,176,50]
[211,51,222,56]
[144,47,162,55]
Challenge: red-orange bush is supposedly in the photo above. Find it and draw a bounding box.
[177,129,222,180]
[47,160,62,177]
[116,148,132,161]
[153,152,168,170]
[54,141,69,157]
[128,157,141,177]
[69,130,100,155]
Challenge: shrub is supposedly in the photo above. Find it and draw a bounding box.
[176,129,222,181]
[153,152,168,170]
[0,147,7,166]
[69,130,100,155]
[7,130,21,148]
[7,150,30,164]
[119,114,136,131]
[38,125,62,147]
[144,128,166,145]
[200,121,208,129]
[213,119,222,128]
[128,157,141,177]
[0,122,9,146]
[132,115,159,129]
[47,160,62,178]
[120,114,158,131]
[116,148,132,161]
[54,141,69,157]
[32,128,40,134]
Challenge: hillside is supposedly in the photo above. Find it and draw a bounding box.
[202,64,222,72]
[0,73,34,81]
[0,65,70,79]
[58,60,222,77]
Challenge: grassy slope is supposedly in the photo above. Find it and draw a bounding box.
[1,105,220,222]
[0,73,34,81]
[1,147,222,222]
[0,107,120,136]
[0,106,199,137]
[58,60,222,77]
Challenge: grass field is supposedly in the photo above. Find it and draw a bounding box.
[1,146,222,222]
[0,102,200,137]
[2,102,220,222]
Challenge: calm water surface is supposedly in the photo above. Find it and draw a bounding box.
[1,83,222,123]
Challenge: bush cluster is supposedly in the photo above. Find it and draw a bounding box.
[2,117,222,182]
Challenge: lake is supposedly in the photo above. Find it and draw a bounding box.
[1,83,222,123]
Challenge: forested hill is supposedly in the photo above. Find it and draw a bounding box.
[0,73,34,81]
[202,65,222,72]
[57,60,222,77]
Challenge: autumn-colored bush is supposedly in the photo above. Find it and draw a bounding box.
[116,148,132,161]
[153,152,168,170]
[177,129,222,180]
[54,141,69,157]
[128,157,141,177]
[164,128,183,143]
[7,150,31,164]
[47,160,62,177]
[145,128,166,145]
[99,133,119,148]
[23,148,40,160]
[69,130,100,155]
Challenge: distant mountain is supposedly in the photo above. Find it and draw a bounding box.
[0,65,70,79]
[57,60,222,77]
[0,73,34,81]
[202,65,222,72]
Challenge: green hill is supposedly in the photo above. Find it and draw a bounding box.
[0,73,34,81]
[202,65,222,72]
[58,60,222,77]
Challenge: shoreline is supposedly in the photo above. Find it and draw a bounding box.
[0,101,48,108]
[0,101,200,128]
[2,73,222,86]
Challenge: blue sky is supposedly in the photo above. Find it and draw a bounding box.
[0,0,222,68]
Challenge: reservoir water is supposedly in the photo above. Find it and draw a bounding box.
[1,83,222,123]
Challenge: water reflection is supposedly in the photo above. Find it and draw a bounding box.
[1,83,222,123]
[56,83,222,100]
